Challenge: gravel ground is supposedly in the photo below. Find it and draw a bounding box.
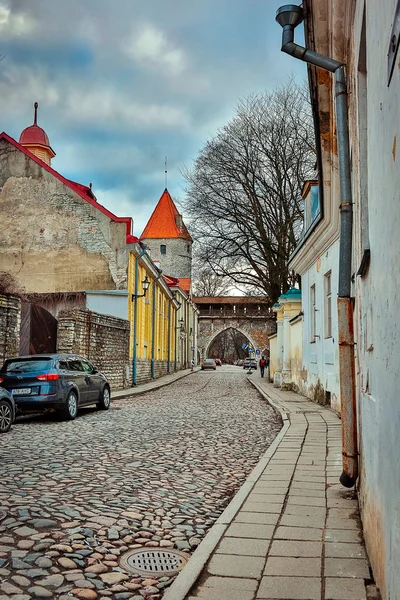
[0,365,282,600]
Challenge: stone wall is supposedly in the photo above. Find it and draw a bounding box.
[57,309,130,390]
[198,316,276,357]
[136,359,174,385]
[0,293,21,364]
[143,237,192,279]
[0,138,129,293]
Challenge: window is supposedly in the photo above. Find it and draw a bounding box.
[160,244,166,255]
[187,244,190,253]
[81,360,94,374]
[68,359,83,372]
[324,271,332,338]
[310,284,316,342]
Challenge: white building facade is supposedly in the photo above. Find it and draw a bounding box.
[284,1,400,597]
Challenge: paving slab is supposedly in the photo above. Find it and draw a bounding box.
[269,540,322,558]
[263,556,321,577]
[257,575,321,599]
[207,554,265,578]
[216,537,270,556]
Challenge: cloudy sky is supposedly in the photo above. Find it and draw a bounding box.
[0,0,306,236]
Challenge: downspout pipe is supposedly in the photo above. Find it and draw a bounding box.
[151,269,163,379]
[132,244,147,385]
[276,5,358,487]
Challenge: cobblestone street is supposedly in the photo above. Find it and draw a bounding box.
[0,366,282,600]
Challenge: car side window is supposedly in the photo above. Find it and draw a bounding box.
[81,360,93,374]
[58,360,68,370]
[68,359,83,372]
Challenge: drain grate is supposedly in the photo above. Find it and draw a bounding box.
[119,548,189,576]
[0,510,6,521]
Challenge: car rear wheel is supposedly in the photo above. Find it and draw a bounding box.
[63,391,78,421]
[97,386,110,410]
[0,399,13,433]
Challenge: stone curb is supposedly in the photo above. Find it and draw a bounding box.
[163,378,291,600]
[112,368,200,400]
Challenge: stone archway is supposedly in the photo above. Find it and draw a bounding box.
[198,316,275,360]
[205,325,257,358]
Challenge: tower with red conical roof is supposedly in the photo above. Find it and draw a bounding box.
[140,188,192,280]
[19,102,55,166]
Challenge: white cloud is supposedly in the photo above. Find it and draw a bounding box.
[123,23,187,76]
[64,87,191,131]
[0,3,38,37]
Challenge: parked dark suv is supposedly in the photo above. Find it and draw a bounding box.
[0,354,110,421]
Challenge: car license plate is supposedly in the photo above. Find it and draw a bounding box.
[12,388,31,395]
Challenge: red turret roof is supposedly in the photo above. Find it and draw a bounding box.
[18,102,55,156]
[19,124,51,147]
[141,188,192,241]
[0,132,138,245]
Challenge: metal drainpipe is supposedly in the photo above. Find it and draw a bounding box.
[132,245,147,385]
[151,270,163,379]
[276,5,358,487]
[174,304,178,372]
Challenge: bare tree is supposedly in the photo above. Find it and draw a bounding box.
[183,79,315,303]
[192,258,231,297]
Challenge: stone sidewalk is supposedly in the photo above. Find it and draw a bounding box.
[164,375,371,600]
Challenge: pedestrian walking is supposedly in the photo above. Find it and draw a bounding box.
[259,356,266,378]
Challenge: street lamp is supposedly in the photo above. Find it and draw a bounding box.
[132,274,150,300]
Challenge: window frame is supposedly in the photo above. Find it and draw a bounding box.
[310,284,316,343]
[324,271,332,338]
[160,244,167,255]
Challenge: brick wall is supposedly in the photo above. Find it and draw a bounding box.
[57,309,130,390]
[0,293,21,364]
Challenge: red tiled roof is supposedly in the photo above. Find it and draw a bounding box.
[163,275,180,286]
[141,188,192,241]
[177,278,191,293]
[0,132,139,245]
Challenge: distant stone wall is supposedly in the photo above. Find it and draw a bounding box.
[0,293,21,364]
[57,309,130,390]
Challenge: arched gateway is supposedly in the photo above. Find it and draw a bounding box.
[194,296,276,359]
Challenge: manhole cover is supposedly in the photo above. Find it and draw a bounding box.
[0,510,6,521]
[119,548,189,576]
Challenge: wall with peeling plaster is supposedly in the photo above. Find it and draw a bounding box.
[296,241,340,412]
[0,138,129,293]
[349,1,400,597]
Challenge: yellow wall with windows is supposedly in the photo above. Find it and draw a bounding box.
[128,251,176,363]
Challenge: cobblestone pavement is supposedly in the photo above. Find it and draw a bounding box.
[0,366,282,600]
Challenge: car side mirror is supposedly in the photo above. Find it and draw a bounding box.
[92,366,98,374]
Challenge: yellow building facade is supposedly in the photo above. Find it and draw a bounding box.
[128,243,179,384]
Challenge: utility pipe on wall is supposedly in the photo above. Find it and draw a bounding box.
[276,4,358,487]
